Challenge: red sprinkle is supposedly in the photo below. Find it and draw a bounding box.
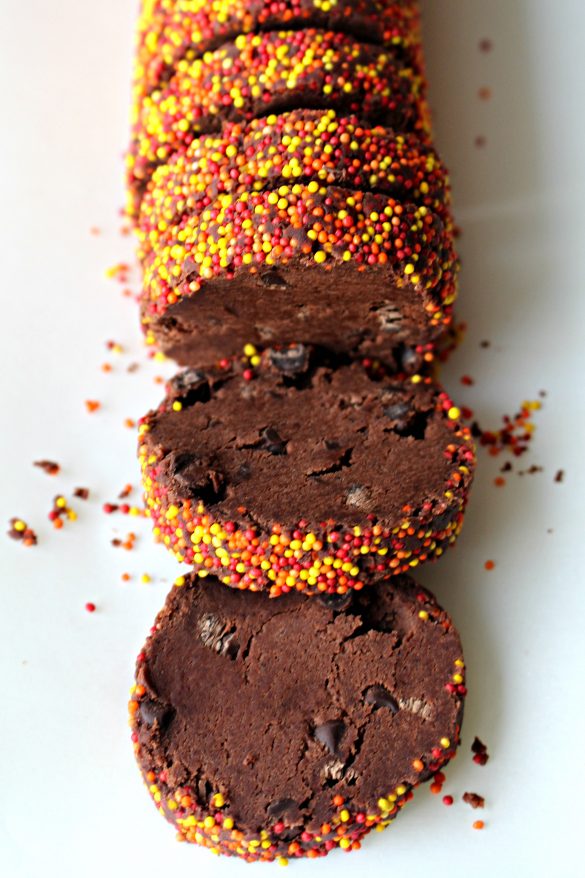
[442,795,454,806]
[484,560,495,571]
[85,602,96,613]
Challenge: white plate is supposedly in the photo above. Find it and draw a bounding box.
[1,2,584,876]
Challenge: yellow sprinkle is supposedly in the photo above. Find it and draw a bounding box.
[172,401,183,412]
[448,407,461,420]
[313,250,327,264]
[440,737,451,749]
[418,610,429,621]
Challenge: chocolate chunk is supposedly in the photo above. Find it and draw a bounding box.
[168,369,210,404]
[168,452,225,504]
[400,347,422,374]
[139,698,173,729]
[314,720,345,756]
[317,592,354,612]
[365,685,399,714]
[383,402,412,422]
[73,487,90,500]
[268,344,309,375]
[261,427,287,455]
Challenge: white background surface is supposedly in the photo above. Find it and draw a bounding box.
[1,2,584,876]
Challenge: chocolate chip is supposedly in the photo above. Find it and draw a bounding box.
[317,592,354,612]
[314,720,345,755]
[139,699,173,729]
[259,270,287,288]
[168,452,225,504]
[267,798,301,822]
[345,484,372,510]
[261,427,287,455]
[268,344,309,375]
[383,402,430,439]
[235,463,252,482]
[383,401,412,421]
[400,347,422,374]
[376,304,402,333]
[365,685,399,714]
[168,369,210,404]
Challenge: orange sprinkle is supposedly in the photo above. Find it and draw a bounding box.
[101,363,113,373]
[412,759,424,772]
[484,560,495,571]
[430,782,443,795]
[85,400,101,413]
[121,572,131,582]
[473,820,485,830]
[494,477,506,487]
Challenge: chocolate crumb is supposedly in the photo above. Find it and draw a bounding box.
[74,487,90,500]
[480,340,490,348]
[554,469,565,483]
[471,736,489,765]
[34,459,60,476]
[463,792,485,809]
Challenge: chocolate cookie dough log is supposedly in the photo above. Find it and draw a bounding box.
[137,110,454,261]
[138,352,475,596]
[140,181,457,365]
[127,30,429,202]
[133,0,425,105]
[129,574,466,862]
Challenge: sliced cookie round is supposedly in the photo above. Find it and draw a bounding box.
[139,351,475,596]
[136,109,454,257]
[133,0,425,104]
[128,30,428,194]
[140,182,457,365]
[129,573,466,862]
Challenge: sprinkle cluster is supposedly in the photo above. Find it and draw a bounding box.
[140,183,457,334]
[134,0,424,101]
[128,29,428,190]
[135,109,452,234]
[138,361,475,597]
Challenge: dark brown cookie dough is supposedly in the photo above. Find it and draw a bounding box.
[129,573,466,862]
[139,350,475,595]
